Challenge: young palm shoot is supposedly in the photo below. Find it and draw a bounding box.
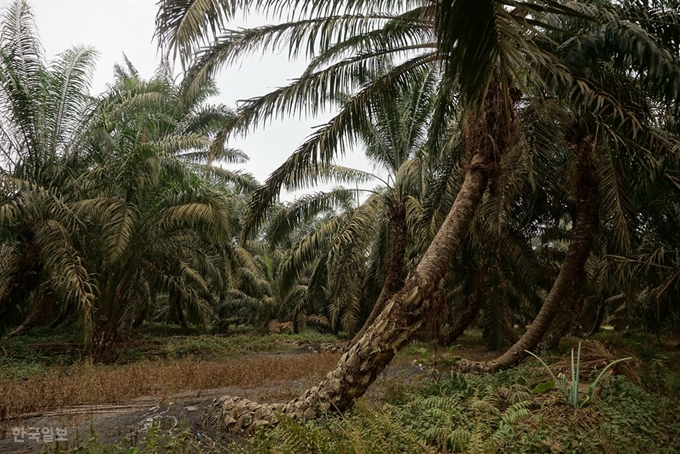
[526,342,632,408]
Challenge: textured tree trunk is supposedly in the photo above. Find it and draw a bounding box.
[443,273,484,345]
[423,288,449,344]
[218,150,493,433]
[90,317,119,364]
[350,201,407,345]
[216,80,512,433]
[457,133,598,373]
[541,294,586,350]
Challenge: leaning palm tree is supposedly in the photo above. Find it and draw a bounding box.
[155,0,680,427]
[457,0,680,373]
[153,0,565,424]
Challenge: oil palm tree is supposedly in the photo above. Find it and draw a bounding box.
[0,2,247,361]
[0,0,99,337]
[261,68,442,337]
[155,0,680,424]
[154,0,546,420]
[66,57,256,360]
[457,0,680,372]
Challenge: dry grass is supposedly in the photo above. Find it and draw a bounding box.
[550,340,641,385]
[0,353,340,419]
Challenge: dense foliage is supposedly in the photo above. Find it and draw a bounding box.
[0,0,678,372]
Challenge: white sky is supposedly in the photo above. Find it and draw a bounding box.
[3,0,374,195]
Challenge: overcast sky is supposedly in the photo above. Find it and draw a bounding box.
[2,0,374,194]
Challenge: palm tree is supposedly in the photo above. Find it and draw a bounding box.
[0,0,99,337]
[67,57,256,361]
[153,1,572,426]
[262,68,442,338]
[0,4,248,361]
[458,0,680,372]
[155,0,680,426]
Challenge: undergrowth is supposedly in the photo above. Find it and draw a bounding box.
[239,368,680,454]
[47,369,679,454]
[5,331,680,453]
[0,328,340,419]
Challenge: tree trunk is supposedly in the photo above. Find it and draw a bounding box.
[443,272,484,345]
[216,79,510,433]
[91,317,119,364]
[5,290,55,338]
[457,133,598,373]
[587,294,607,337]
[423,288,449,344]
[350,201,407,345]
[219,150,492,433]
[540,294,586,351]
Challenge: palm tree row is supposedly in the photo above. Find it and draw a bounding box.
[0,0,268,362]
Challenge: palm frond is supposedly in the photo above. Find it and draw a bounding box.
[154,0,236,64]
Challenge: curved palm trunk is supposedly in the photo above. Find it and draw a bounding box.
[458,135,598,373]
[350,201,407,345]
[541,293,586,350]
[216,80,510,432]
[587,294,607,337]
[423,288,449,344]
[218,150,493,433]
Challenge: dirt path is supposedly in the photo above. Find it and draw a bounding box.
[1,347,339,453]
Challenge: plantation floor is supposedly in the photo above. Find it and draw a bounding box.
[0,357,331,453]
[3,329,678,453]
[0,328,458,452]
[0,345,446,453]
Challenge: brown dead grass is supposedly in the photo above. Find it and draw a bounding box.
[0,352,340,419]
[550,340,641,385]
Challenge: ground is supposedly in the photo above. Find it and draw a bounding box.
[1,328,679,453]
[0,328,434,452]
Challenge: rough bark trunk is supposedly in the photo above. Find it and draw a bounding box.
[422,288,449,344]
[216,80,510,433]
[90,317,119,364]
[457,134,598,373]
[350,201,407,345]
[218,150,493,433]
[540,294,586,351]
